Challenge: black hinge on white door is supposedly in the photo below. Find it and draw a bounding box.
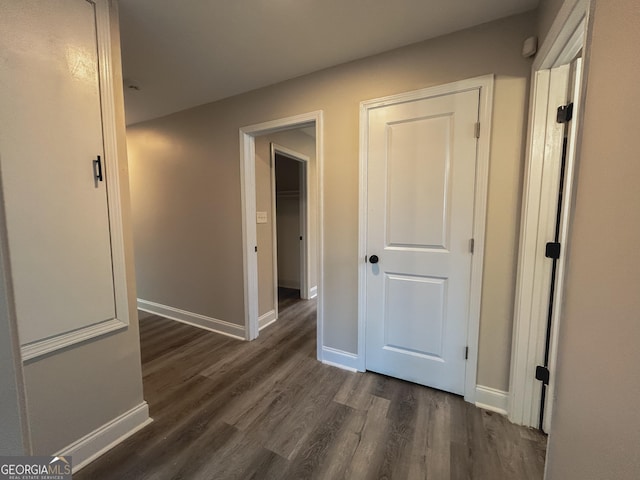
[535,365,550,385]
[469,238,475,254]
[538,102,574,431]
[465,346,469,360]
[474,122,481,139]
[556,103,574,124]
[545,242,561,259]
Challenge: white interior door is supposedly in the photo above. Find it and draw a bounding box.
[364,89,480,395]
[0,0,116,345]
[542,57,583,433]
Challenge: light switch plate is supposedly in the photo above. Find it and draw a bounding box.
[256,211,268,224]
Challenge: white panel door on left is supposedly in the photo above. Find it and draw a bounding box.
[0,0,116,344]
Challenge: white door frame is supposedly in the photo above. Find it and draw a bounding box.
[358,75,494,403]
[239,111,323,355]
[509,0,590,428]
[270,143,311,302]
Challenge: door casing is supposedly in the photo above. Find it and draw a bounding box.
[509,0,590,429]
[358,76,494,404]
[269,143,311,328]
[239,112,323,356]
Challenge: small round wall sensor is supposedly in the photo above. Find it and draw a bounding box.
[522,36,538,58]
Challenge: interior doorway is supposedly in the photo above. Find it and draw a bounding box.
[360,79,493,399]
[358,76,493,402]
[254,132,316,331]
[271,144,310,304]
[239,112,323,355]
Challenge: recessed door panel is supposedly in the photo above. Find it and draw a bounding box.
[384,274,446,359]
[386,115,452,250]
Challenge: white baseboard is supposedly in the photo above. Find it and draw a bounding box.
[57,402,152,473]
[258,309,277,330]
[138,299,246,340]
[475,385,509,416]
[309,286,318,299]
[321,346,362,372]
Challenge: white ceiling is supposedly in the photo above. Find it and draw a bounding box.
[119,0,539,125]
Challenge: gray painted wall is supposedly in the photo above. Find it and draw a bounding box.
[127,12,536,392]
[544,0,640,478]
[537,0,565,45]
[255,136,275,317]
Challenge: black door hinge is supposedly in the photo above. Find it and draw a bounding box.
[545,242,561,259]
[465,346,469,360]
[557,103,574,124]
[254,246,258,253]
[536,365,550,385]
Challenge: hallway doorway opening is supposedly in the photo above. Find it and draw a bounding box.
[240,112,323,357]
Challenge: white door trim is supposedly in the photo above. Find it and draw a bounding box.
[509,0,590,428]
[270,143,311,300]
[239,112,323,360]
[534,0,590,71]
[358,75,494,403]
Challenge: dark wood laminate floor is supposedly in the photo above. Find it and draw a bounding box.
[76,289,547,479]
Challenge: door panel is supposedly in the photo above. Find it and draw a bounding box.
[365,89,479,395]
[0,0,116,344]
[384,274,446,358]
[386,115,452,249]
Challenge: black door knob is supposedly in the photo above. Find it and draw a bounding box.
[369,255,379,264]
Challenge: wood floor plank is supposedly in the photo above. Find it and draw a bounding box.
[484,412,530,479]
[333,372,377,411]
[343,395,391,479]
[261,366,345,459]
[425,392,452,479]
[75,293,547,480]
[468,408,505,480]
[220,349,310,428]
[311,408,366,480]
[283,402,355,480]
[376,382,420,479]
